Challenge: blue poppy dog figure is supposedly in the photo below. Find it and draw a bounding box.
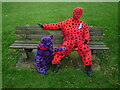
[34,35,66,74]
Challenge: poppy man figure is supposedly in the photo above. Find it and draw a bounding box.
[39,7,93,77]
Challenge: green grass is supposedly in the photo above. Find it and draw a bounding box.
[2,2,119,88]
[0,2,2,90]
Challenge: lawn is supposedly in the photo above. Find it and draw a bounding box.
[2,2,119,88]
[0,2,1,51]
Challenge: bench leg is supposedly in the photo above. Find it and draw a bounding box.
[19,49,33,61]
[24,49,33,59]
[91,50,101,71]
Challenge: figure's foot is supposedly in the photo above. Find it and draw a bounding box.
[53,64,60,73]
[86,65,93,77]
[87,70,92,77]
[44,72,48,75]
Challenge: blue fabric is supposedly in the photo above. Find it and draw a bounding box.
[34,35,66,75]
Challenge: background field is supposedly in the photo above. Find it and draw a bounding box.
[2,2,119,88]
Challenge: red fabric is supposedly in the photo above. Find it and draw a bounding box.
[43,7,92,66]
[38,43,47,50]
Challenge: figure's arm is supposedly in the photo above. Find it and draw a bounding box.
[38,22,63,30]
[82,22,90,44]
[54,47,66,52]
[49,45,66,52]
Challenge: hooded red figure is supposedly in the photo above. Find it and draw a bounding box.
[43,7,92,66]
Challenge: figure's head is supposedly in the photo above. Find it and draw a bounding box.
[73,7,84,20]
[41,35,53,45]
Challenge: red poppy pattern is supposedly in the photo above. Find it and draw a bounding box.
[43,7,92,66]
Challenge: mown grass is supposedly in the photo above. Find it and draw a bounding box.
[0,2,2,90]
[2,2,119,88]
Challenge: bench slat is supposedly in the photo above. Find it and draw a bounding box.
[16,30,103,36]
[12,43,107,46]
[14,40,63,44]
[11,43,107,47]
[14,41,105,45]
[16,30,51,35]
[89,26,104,31]
[9,44,109,50]
[16,26,43,30]
[16,35,103,40]
[16,26,104,32]
[16,35,63,40]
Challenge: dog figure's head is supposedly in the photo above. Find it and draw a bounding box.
[40,35,53,48]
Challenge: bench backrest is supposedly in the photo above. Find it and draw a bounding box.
[16,26,104,44]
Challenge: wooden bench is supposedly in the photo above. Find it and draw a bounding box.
[9,26,109,62]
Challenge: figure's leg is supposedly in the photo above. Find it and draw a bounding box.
[52,40,75,72]
[52,40,75,64]
[77,44,93,77]
[35,55,48,75]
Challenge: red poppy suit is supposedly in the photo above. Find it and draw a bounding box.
[43,7,92,66]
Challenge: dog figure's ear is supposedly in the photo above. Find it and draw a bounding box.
[49,35,53,39]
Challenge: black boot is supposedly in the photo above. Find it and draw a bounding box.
[53,64,60,73]
[86,65,93,77]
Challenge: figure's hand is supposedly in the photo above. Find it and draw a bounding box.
[84,39,88,44]
[53,47,66,52]
[58,47,66,51]
[38,24,44,28]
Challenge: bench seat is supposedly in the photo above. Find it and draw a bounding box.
[9,41,109,50]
